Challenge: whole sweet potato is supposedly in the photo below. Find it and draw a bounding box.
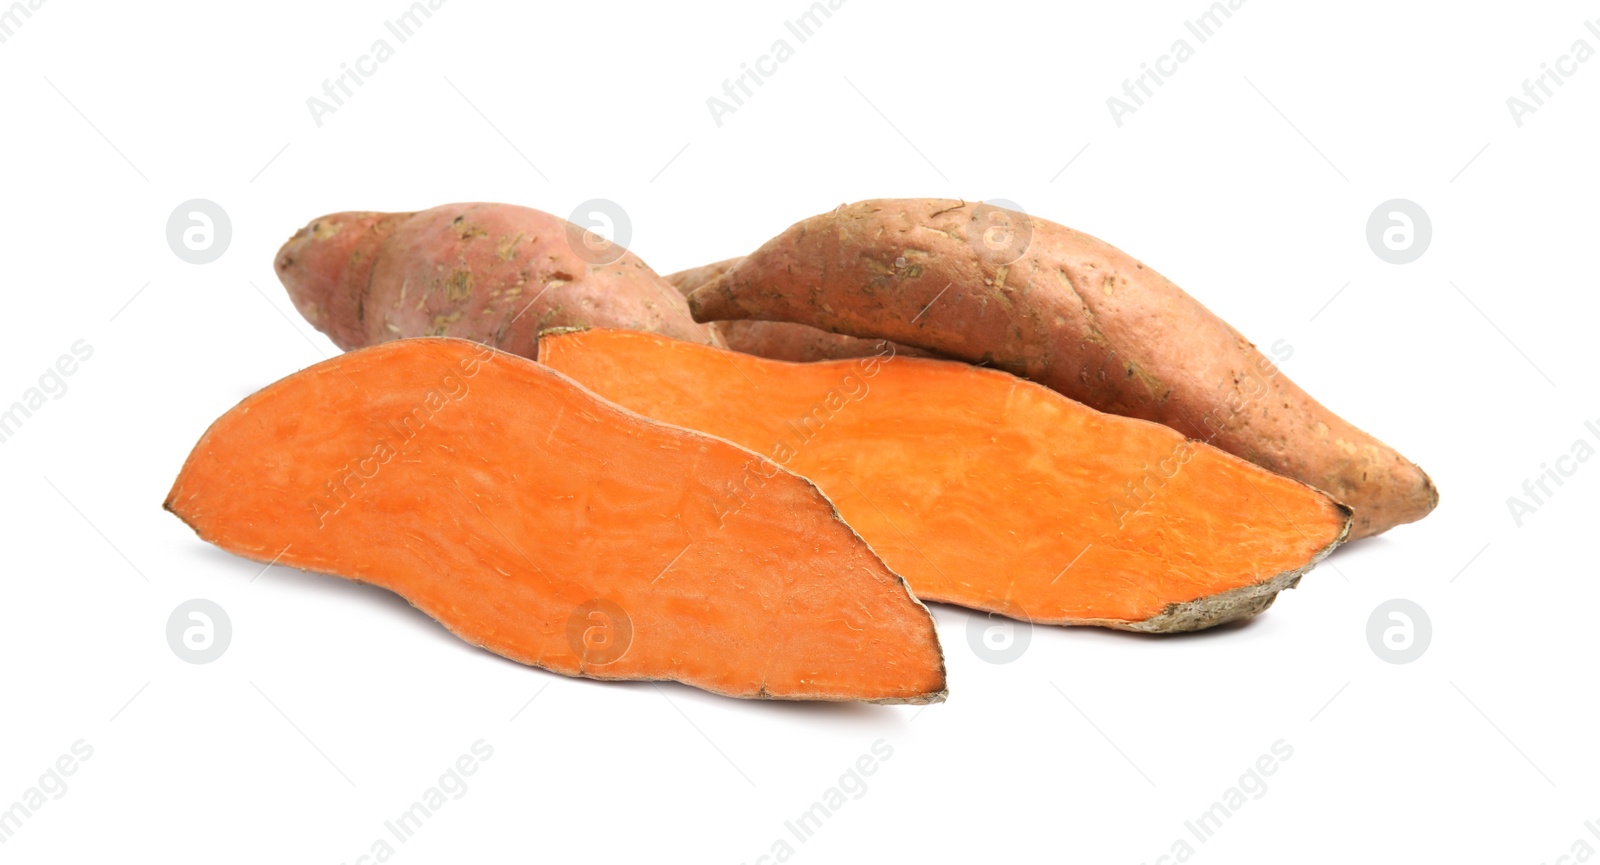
[688,198,1437,539]
[276,203,718,357]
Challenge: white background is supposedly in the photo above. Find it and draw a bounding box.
[1,1,1596,861]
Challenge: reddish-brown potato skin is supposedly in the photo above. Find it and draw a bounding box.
[277,203,719,358]
[666,258,935,363]
[688,199,1437,539]
[664,258,743,297]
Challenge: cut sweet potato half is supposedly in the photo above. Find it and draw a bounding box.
[540,329,1353,632]
[164,338,945,703]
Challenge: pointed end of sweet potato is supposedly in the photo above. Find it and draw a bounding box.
[275,210,405,350]
[685,275,739,324]
[665,257,744,298]
[1346,453,1440,540]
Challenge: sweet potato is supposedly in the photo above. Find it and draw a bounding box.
[667,258,934,363]
[664,257,743,298]
[540,329,1352,632]
[687,199,1436,539]
[164,337,946,703]
[276,202,719,358]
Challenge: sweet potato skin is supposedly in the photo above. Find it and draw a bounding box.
[277,203,718,358]
[164,338,945,703]
[667,258,935,363]
[541,329,1353,631]
[664,258,743,297]
[688,199,1436,539]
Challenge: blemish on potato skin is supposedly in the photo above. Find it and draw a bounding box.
[496,232,526,262]
[446,269,474,302]
[451,216,488,240]
[428,310,463,335]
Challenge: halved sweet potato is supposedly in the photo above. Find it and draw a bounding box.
[541,329,1352,632]
[165,338,945,702]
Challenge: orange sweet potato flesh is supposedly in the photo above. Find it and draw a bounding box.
[164,338,945,703]
[541,329,1353,632]
[666,258,935,363]
[276,202,719,357]
[687,199,1436,539]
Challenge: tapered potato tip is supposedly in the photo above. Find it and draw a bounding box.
[665,257,743,297]
[274,211,402,350]
[687,279,739,322]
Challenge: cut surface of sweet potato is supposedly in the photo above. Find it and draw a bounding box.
[541,329,1352,632]
[165,338,945,702]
